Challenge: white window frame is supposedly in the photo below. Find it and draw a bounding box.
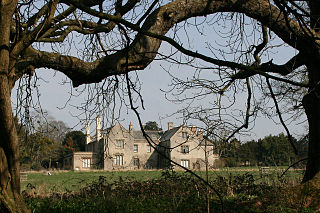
[181,160,189,168]
[133,144,138,153]
[147,145,151,153]
[114,155,123,166]
[82,158,91,168]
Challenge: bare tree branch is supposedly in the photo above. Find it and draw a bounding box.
[266,77,298,155]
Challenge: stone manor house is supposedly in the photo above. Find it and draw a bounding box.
[63,116,218,170]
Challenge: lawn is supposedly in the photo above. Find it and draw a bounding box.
[21,170,164,193]
[21,167,304,193]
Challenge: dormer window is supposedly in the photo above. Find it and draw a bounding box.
[116,140,124,148]
[182,132,188,139]
[181,145,189,154]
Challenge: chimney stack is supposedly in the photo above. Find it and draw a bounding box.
[129,122,133,132]
[96,116,101,142]
[86,122,91,144]
[197,130,203,139]
[168,122,174,130]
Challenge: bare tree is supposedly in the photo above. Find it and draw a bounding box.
[1,0,320,212]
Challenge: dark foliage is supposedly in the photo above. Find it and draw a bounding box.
[23,171,319,213]
[218,134,307,167]
[144,121,162,131]
[63,131,86,152]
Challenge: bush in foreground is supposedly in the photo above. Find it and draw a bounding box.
[23,171,320,213]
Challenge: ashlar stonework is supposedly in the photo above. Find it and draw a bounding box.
[63,117,218,171]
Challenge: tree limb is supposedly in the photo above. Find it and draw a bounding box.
[15,0,315,87]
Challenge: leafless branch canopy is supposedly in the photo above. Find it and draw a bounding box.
[9,0,318,155]
[11,0,317,87]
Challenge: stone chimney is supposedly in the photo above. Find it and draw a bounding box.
[168,122,174,130]
[129,122,133,132]
[96,116,101,142]
[197,130,203,139]
[86,122,91,144]
[191,126,197,134]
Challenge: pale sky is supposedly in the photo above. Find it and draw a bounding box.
[15,52,306,141]
[12,16,307,141]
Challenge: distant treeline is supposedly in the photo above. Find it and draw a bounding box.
[16,115,86,171]
[213,133,308,168]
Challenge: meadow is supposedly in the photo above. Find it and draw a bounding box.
[21,170,164,193]
[21,168,320,213]
[21,167,304,192]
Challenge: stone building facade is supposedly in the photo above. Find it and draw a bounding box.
[63,117,218,171]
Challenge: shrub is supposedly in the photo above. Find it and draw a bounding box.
[23,170,319,213]
[30,162,42,171]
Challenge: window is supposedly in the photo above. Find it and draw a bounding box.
[182,132,188,139]
[133,144,138,153]
[147,145,151,153]
[82,158,91,168]
[181,160,189,168]
[116,140,124,148]
[114,155,123,166]
[133,158,140,167]
[181,145,189,154]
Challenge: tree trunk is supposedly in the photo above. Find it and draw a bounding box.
[0,1,30,212]
[0,75,29,213]
[302,61,320,183]
[302,86,320,182]
[0,82,29,213]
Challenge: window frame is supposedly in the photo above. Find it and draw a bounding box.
[133,158,140,167]
[181,145,190,154]
[115,140,124,149]
[181,159,189,168]
[133,144,138,153]
[82,158,91,168]
[114,155,123,166]
[182,132,188,139]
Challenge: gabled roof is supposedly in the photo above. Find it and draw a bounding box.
[132,130,162,140]
[160,127,180,141]
[102,122,129,135]
[100,122,163,141]
[199,138,215,146]
[97,122,186,142]
[101,126,113,134]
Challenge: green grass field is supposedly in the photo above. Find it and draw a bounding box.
[21,170,163,193]
[21,167,304,194]
[22,168,320,213]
